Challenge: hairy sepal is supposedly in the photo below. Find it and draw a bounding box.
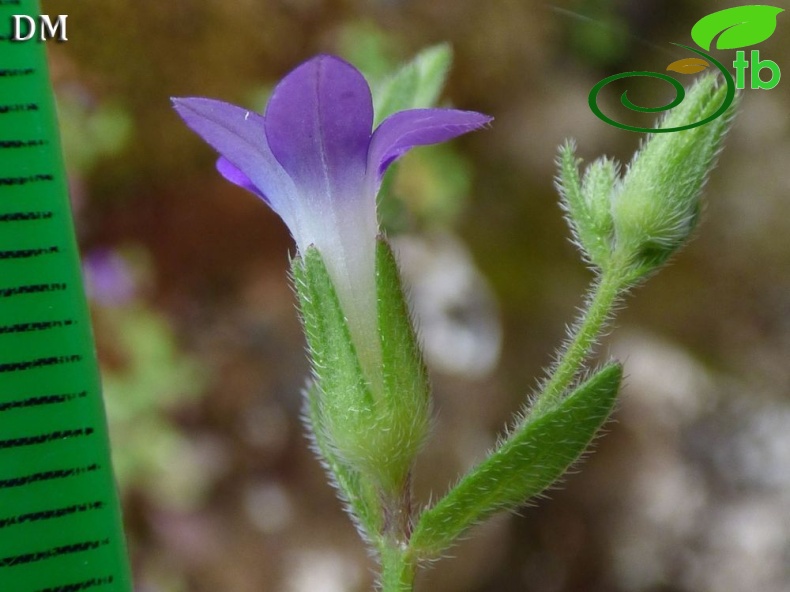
[303,382,382,544]
[556,141,615,269]
[293,248,378,473]
[376,238,432,488]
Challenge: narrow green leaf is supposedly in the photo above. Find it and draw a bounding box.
[691,5,784,51]
[409,364,622,557]
[411,43,453,109]
[374,63,420,126]
[372,43,456,230]
[373,43,454,126]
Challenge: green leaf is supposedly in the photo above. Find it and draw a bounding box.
[691,5,784,50]
[411,43,453,109]
[373,43,453,126]
[409,364,622,557]
[374,64,420,126]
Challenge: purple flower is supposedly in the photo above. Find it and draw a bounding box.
[172,55,491,369]
[83,248,137,307]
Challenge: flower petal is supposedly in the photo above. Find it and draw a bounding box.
[216,157,267,202]
[263,56,380,379]
[264,55,373,198]
[172,97,299,225]
[368,108,493,186]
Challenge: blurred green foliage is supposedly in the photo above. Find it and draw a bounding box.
[101,301,207,509]
[57,91,132,177]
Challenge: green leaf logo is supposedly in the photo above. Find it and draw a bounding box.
[691,5,784,50]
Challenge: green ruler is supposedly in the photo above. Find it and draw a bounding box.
[0,1,133,590]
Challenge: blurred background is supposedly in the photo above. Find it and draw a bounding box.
[40,0,789,590]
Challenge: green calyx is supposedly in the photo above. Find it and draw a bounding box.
[292,239,431,500]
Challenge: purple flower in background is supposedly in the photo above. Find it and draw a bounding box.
[83,248,137,307]
[172,55,491,365]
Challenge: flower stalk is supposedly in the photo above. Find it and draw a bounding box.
[528,264,627,418]
[380,543,417,592]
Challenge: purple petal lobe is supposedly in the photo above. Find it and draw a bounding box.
[368,108,493,185]
[264,55,373,197]
[216,157,268,203]
[172,97,297,219]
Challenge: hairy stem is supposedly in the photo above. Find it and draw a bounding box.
[529,266,626,418]
[380,543,416,592]
[379,476,416,591]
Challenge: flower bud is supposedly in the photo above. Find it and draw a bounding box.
[611,74,739,281]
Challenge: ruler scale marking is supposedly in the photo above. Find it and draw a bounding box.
[0,427,95,450]
[0,103,40,114]
[35,576,116,592]
[0,539,110,567]
[0,464,101,489]
[0,173,55,185]
[0,390,87,412]
[0,319,75,333]
[0,500,106,529]
[0,283,68,298]
[0,354,83,373]
[0,211,55,221]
